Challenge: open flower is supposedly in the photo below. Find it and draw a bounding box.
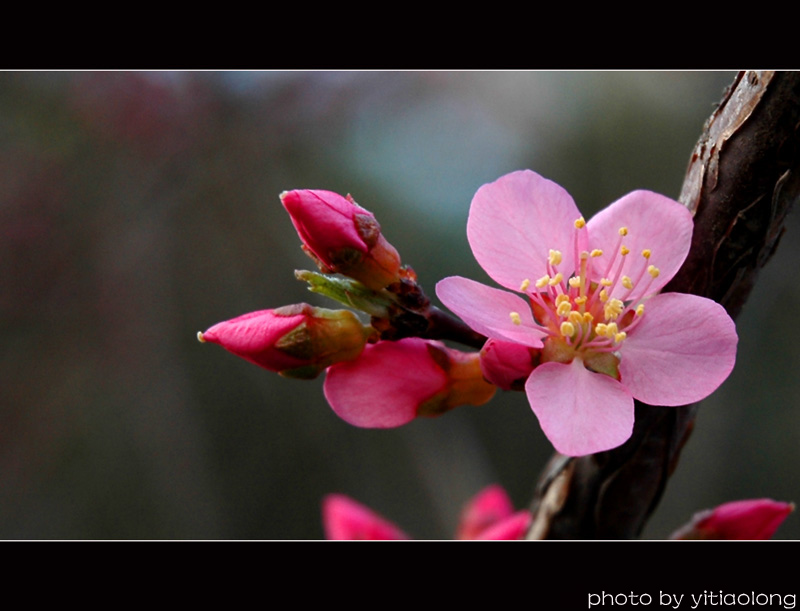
[322,485,532,540]
[670,498,794,540]
[436,170,738,456]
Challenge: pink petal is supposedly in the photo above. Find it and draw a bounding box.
[467,170,584,292]
[619,293,738,406]
[474,510,533,540]
[436,276,545,348]
[586,190,693,302]
[322,494,410,540]
[525,359,635,456]
[323,338,448,428]
[456,484,515,539]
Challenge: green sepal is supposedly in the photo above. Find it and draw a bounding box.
[295,269,392,318]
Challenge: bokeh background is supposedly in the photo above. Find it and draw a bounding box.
[2,71,797,539]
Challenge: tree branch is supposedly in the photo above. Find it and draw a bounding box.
[527,71,800,539]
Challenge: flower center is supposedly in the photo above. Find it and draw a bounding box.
[510,218,661,376]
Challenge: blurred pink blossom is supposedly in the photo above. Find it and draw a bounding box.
[323,485,531,540]
[670,498,794,540]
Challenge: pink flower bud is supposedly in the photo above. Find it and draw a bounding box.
[322,494,409,540]
[670,498,794,540]
[280,189,402,291]
[199,304,371,379]
[480,338,540,391]
[323,337,496,428]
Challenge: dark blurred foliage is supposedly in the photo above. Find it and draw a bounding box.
[0,71,796,539]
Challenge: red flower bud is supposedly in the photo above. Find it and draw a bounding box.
[323,337,496,428]
[280,189,402,291]
[199,304,371,379]
[480,338,540,391]
[670,498,794,540]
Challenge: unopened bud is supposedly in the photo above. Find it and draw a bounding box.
[280,189,402,291]
[670,498,794,540]
[480,338,539,391]
[323,337,496,428]
[199,304,371,379]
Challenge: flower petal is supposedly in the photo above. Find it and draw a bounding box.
[525,359,635,456]
[436,276,545,348]
[467,170,583,292]
[619,293,737,406]
[587,190,693,302]
[323,338,448,428]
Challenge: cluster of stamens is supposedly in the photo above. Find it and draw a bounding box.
[509,218,661,359]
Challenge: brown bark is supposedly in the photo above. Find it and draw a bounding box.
[527,71,800,539]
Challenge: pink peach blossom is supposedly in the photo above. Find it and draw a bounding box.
[323,485,532,540]
[670,498,794,540]
[436,170,738,456]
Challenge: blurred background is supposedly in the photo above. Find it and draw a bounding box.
[1,71,797,539]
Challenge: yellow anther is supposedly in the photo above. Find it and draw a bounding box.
[642,249,651,259]
[595,323,608,336]
[510,311,521,326]
[548,249,563,266]
[618,226,629,236]
[548,272,563,286]
[535,275,551,288]
[574,296,587,306]
[560,321,575,337]
[614,331,627,343]
[519,278,531,292]
[622,276,633,290]
[648,265,660,278]
[197,331,206,343]
[568,311,584,326]
[620,245,630,256]
[583,312,594,324]
[636,304,645,316]
[568,277,581,288]
[555,293,571,306]
[574,217,586,229]
[605,322,619,338]
[590,249,603,258]
[600,278,612,287]
[599,289,609,303]
[604,298,624,320]
[556,301,572,317]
